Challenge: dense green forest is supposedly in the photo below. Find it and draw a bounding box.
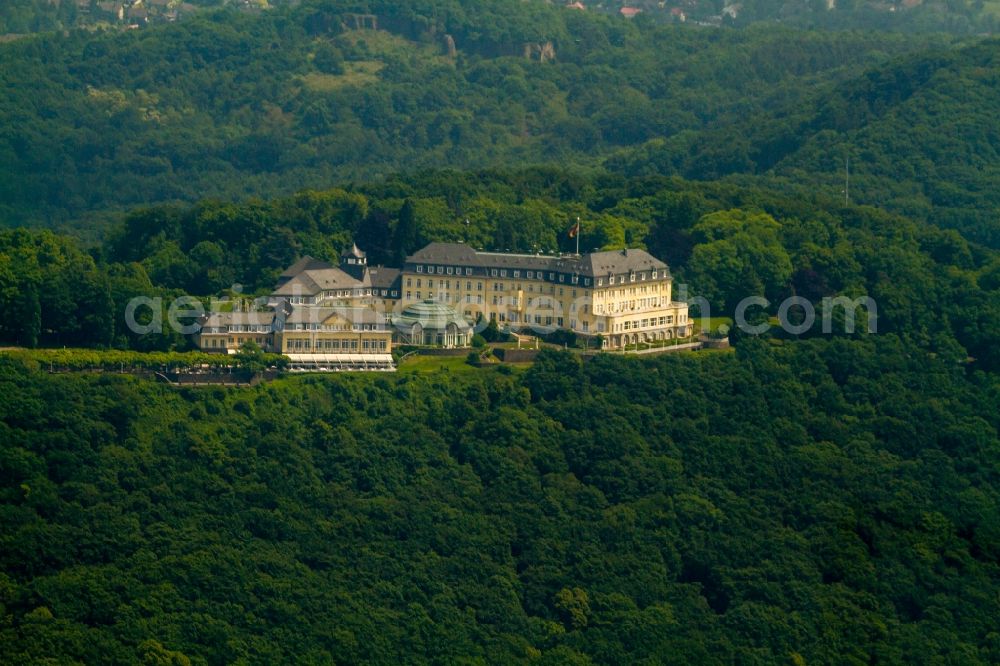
[0,0,963,231]
[2,0,997,254]
[4,1,1000,663]
[2,341,999,663]
[3,168,999,373]
[607,37,1000,248]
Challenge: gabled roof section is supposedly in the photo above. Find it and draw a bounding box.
[272,267,367,296]
[279,255,333,280]
[368,266,401,290]
[306,268,370,290]
[582,249,669,277]
[200,311,276,329]
[272,272,322,296]
[407,242,479,264]
[284,305,388,326]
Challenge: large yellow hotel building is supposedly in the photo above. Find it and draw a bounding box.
[399,242,692,349]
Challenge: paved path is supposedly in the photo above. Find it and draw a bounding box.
[625,341,703,355]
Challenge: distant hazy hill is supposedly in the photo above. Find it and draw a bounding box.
[607,38,1000,247]
[0,0,944,229]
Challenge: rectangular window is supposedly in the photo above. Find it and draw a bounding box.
[465,268,472,275]
[416,266,423,273]
[513,270,520,278]
[527,271,534,279]
[491,269,498,277]
[548,273,555,281]
[447,267,453,275]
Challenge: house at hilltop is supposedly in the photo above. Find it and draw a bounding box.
[194,241,693,368]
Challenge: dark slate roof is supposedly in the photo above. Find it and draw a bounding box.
[405,242,669,278]
[407,242,479,264]
[272,268,367,296]
[581,249,669,277]
[279,255,334,280]
[368,266,401,290]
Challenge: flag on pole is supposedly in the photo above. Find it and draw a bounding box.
[567,220,580,238]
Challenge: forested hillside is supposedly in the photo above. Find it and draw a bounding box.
[4,2,1000,663]
[1,341,999,663]
[0,0,952,229]
[609,37,1000,248]
[3,169,998,372]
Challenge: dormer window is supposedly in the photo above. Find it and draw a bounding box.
[416,266,423,273]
